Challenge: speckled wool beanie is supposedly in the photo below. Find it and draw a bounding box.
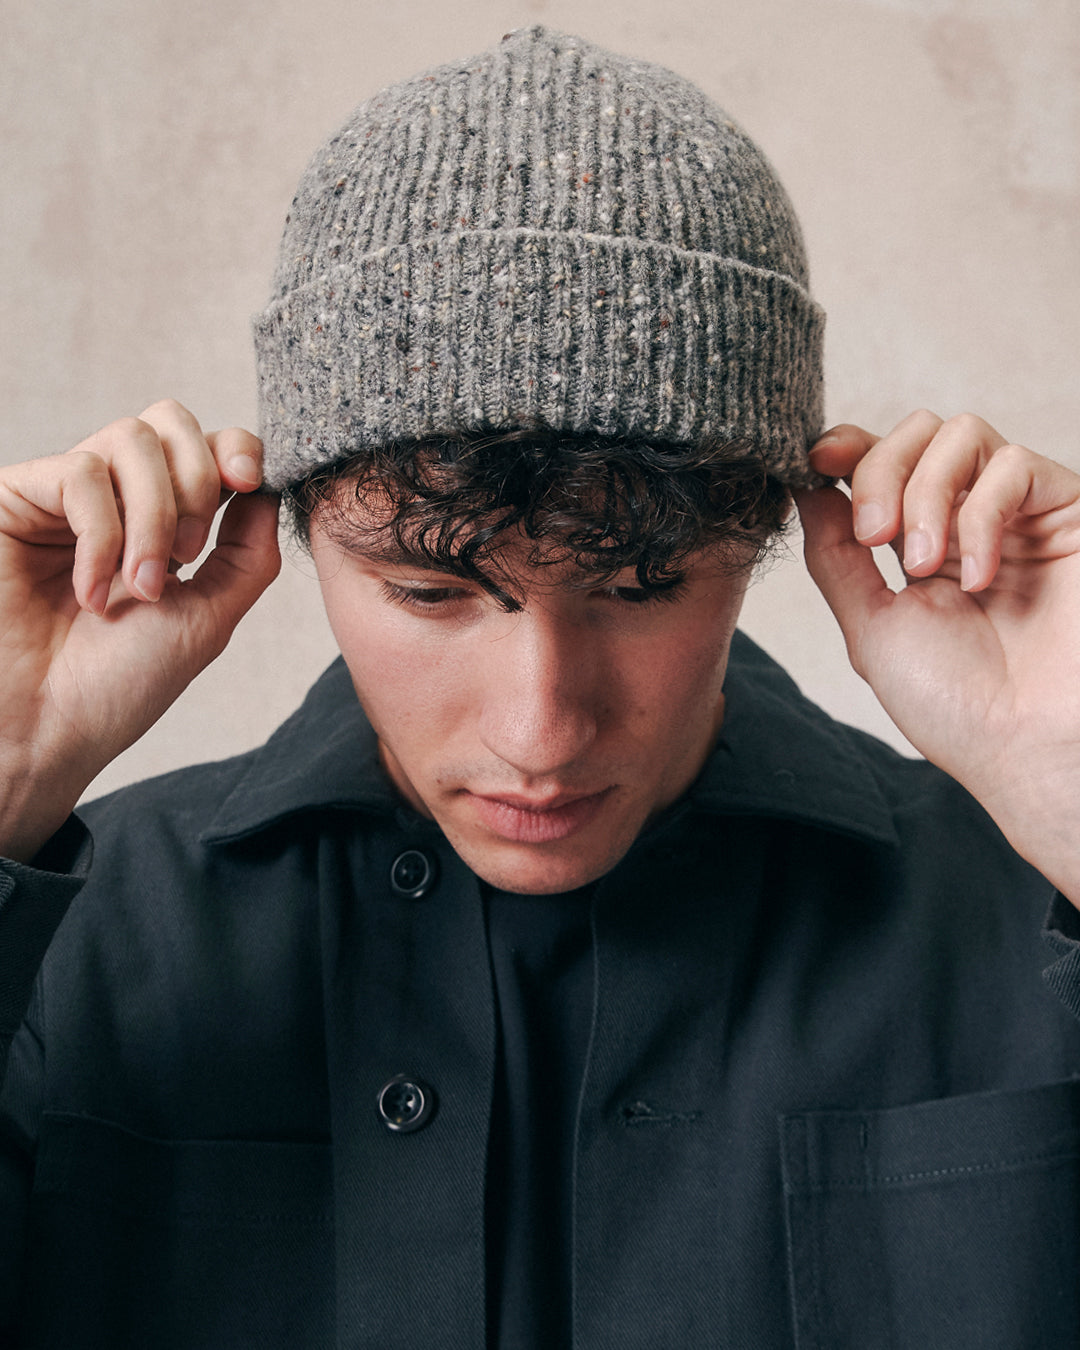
[253,26,825,491]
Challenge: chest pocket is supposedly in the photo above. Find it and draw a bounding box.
[781,1079,1080,1349]
[21,1113,334,1350]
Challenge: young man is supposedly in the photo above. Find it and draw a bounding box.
[2,25,1080,1348]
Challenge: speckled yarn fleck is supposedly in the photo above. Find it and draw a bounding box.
[254,26,825,491]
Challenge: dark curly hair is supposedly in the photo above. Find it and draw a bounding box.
[284,428,791,611]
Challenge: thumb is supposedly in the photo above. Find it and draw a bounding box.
[180,491,282,656]
[795,484,891,672]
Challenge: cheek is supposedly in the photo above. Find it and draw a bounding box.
[630,599,741,707]
[609,639,725,766]
[323,598,473,750]
[629,609,742,769]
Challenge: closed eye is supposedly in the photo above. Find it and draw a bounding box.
[378,576,688,612]
[591,581,686,606]
[378,580,472,610]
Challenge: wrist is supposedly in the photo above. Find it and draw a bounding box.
[966,757,1080,906]
[0,752,93,864]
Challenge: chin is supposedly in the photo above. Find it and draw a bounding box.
[453,835,627,896]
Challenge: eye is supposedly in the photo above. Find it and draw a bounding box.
[603,586,657,605]
[379,580,471,610]
[592,580,685,606]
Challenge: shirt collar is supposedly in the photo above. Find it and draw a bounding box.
[201,659,398,844]
[202,630,899,847]
[690,630,899,845]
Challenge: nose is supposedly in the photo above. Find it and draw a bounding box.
[477,606,599,778]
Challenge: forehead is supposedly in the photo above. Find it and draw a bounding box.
[306,479,638,574]
[309,505,661,594]
[296,436,773,604]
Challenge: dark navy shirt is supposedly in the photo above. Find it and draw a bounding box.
[483,884,595,1347]
[4,632,1080,1347]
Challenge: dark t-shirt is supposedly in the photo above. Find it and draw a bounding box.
[484,883,595,1348]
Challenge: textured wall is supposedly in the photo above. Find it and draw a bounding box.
[3,0,1077,796]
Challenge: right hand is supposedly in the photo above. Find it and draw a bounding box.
[0,399,281,861]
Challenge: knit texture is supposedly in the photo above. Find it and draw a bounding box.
[254,26,826,490]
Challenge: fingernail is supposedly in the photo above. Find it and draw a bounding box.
[854,502,887,541]
[174,516,207,561]
[904,528,933,572]
[960,555,980,592]
[133,559,166,601]
[230,453,261,489]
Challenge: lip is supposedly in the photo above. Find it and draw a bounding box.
[466,787,614,844]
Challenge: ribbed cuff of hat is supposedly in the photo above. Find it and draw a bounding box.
[254,227,825,491]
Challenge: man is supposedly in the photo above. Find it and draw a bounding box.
[2,25,1080,1348]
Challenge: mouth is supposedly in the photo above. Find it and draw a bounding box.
[465,787,615,844]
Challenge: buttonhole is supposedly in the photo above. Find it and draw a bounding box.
[621,1100,703,1128]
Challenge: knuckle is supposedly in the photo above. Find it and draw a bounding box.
[99,415,161,455]
[905,408,944,436]
[139,397,193,425]
[62,447,112,486]
[992,441,1032,471]
[115,415,153,441]
[944,411,989,441]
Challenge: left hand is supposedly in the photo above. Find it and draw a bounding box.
[796,410,1080,903]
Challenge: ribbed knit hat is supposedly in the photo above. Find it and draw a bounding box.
[254,26,825,491]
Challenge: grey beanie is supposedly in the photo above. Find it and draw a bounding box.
[254,25,825,491]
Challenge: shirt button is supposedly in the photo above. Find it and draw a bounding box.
[389,848,438,899]
[377,1075,437,1133]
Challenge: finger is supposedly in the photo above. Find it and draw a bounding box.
[206,426,264,494]
[137,401,227,563]
[140,400,222,559]
[73,417,178,603]
[55,453,126,615]
[808,424,880,482]
[838,409,945,550]
[896,413,1007,578]
[134,404,263,564]
[0,452,125,615]
[179,492,281,658]
[796,483,893,676]
[956,443,1080,592]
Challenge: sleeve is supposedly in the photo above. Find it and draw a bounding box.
[0,816,89,1335]
[1041,891,1080,1022]
[0,816,90,1085]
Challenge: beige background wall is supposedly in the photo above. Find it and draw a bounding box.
[3,0,1078,799]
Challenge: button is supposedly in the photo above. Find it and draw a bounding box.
[390,848,438,899]
[377,1075,437,1133]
